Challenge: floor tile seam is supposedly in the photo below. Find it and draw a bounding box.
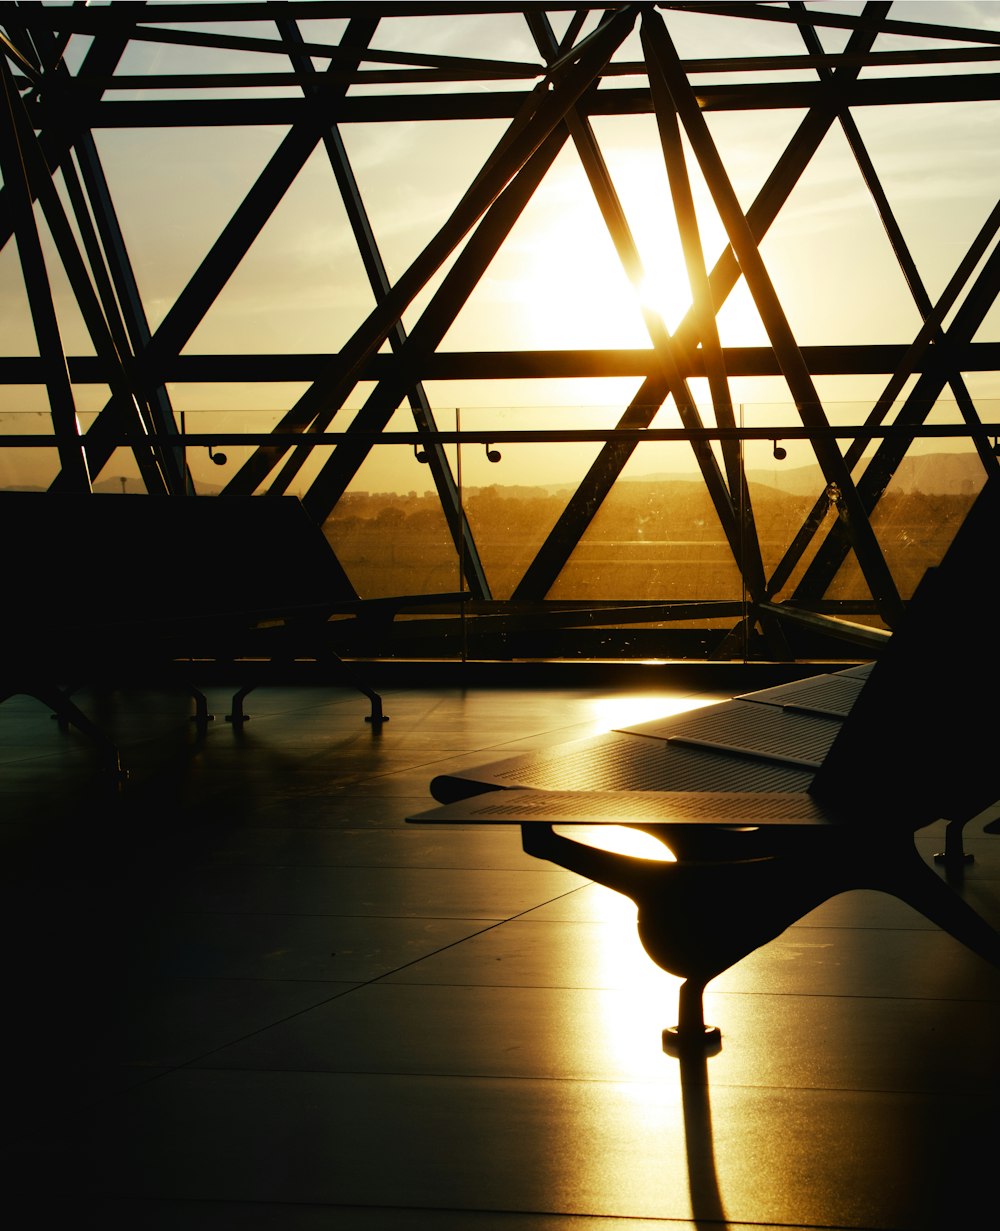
[372,979,1000,1007]
[140,905,581,921]
[167,1060,711,1089]
[707,986,1000,1007]
[106,970,1000,1009]
[93,1194,794,1229]
[152,1061,1000,1107]
[189,862,549,871]
[122,973,361,987]
[139,908,519,922]
[396,727,606,763]
[337,744,591,783]
[104,982,370,1091]
[183,860,561,871]
[162,902,588,1071]
[149,883,596,924]
[785,920,952,933]
[358,883,598,989]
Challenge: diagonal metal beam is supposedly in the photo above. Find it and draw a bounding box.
[0,23,41,85]
[66,15,380,482]
[661,1,1000,49]
[513,3,888,602]
[0,7,137,250]
[12,99,172,496]
[644,38,771,612]
[0,54,90,491]
[769,208,1000,600]
[67,135,190,493]
[762,4,1000,602]
[20,15,185,495]
[297,128,569,526]
[224,5,640,499]
[791,1,997,477]
[789,232,1000,603]
[266,13,491,598]
[5,2,189,493]
[523,8,759,604]
[642,4,904,628]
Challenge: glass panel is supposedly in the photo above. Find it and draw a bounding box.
[551,441,744,603]
[167,388,334,497]
[454,404,609,600]
[740,409,837,600]
[743,400,994,625]
[322,408,461,599]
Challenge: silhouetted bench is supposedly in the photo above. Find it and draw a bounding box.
[1,492,466,774]
[409,476,1000,1050]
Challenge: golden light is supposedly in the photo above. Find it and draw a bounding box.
[586,691,720,733]
[637,269,693,335]
[561,690,725,863]
[555,823,676,862]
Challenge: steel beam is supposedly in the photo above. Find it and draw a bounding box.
[296,128,570,525]
[66,16,379,483]
[513,4,885,602]
[15,112,171,496]
[645,39,770,618]
[642,5,904,628]
[266,14,491,597]
[7,343,1000,386]
[791,237,1000,604]
[0,10,136,251]
[770,197,1000,599]
[63,72,1000,129]
[224,6,639,499]
[21,17,184,495]
[525,8,759,609]
[0,56,90,492]
[791,2,996,478]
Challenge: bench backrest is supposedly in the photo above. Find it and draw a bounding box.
[809,474,999,827]
[2,492,358,632]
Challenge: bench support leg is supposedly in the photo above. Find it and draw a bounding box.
[663,979,722,1055]
[321,650,388,729]
[881,842,1000,971]
[934,817,974,867]
[22,685,126,782]
[229,659,389,723]
[227,685,254,728]
[189,685,214,729]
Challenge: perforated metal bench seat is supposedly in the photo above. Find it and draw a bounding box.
[427,667,857,804]
[408,479,1000,1049]
[410,786,860,829]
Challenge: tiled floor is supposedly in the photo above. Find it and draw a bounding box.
[3,674,999,1228]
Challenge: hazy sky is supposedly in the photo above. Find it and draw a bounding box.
[3,1,1000,493]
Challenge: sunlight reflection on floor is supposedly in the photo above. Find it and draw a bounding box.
[585,690,719,734]
[556,824,676,861]
[586,890,684,1075]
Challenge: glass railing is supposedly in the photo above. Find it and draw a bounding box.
[1,400,997,661]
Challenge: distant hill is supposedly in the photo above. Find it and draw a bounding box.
[623,452,986,498]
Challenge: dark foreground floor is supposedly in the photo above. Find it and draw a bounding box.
[2,675,999,1229]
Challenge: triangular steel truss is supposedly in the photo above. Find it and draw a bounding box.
[2,2,999,660]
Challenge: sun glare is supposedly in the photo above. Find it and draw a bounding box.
[637,269,693,334]
[514,144,768,353]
